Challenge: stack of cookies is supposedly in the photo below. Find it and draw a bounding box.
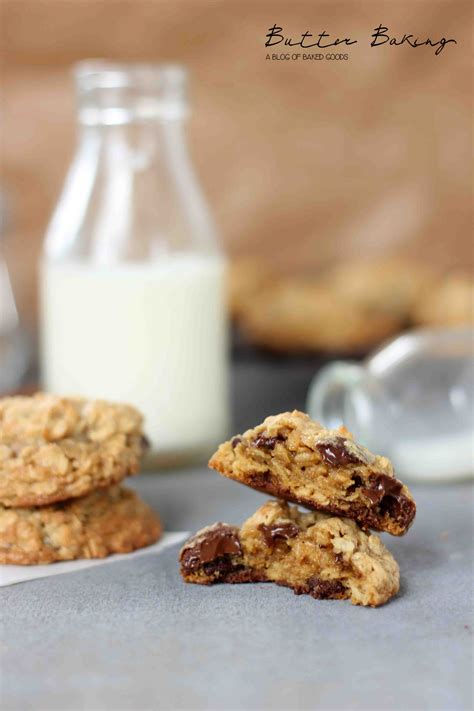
[180,411,416,607]
[0,393,162,565]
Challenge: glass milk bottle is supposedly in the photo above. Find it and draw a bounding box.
[0,234,29,393]
[40,62,229,465]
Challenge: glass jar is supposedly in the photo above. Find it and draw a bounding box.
[40,61,229,465]
[307,328,473,481]
[0,233,29,393]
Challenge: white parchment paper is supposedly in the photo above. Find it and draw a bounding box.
[0,531,189,587]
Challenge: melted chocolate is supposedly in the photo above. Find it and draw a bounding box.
[317,437,362,466]
[362,473,415,524]
[140,435,151,450]
[362,473,402,503]
[347,475,363,494]
[180,525,242,573]
[202,557,241,579]
[231,437,242,448]
[305,576,347,599]
[259,522,300,546]
[252,434,284,450]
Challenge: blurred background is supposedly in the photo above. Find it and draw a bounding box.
[2,0,473,335]
[0,0,473,479]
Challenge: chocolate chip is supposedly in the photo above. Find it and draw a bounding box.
[361,487,383,504]
[347,475,363,494]
[259,522,300,547]
[231,437,242,448]
[306,576,347,599]
[362,473,402,504]
[362,473,415,525]
[252,434,284,450]
[317,437,362,466]
[202,557,241,579]
[249,470,272,488]
[379,490,416,525]
[180,525,242,573]
[140,435,151,450]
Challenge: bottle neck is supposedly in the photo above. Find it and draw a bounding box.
[75,61,188,126]
[76,116,188,149]
[77,103,188,128]
[75,117,190,187]
[43,62,219,265]
[44,113,219,264]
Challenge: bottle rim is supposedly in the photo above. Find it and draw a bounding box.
[74,60,187,92]
[73,60,188,124]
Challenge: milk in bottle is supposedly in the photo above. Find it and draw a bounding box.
[40,62,229,464]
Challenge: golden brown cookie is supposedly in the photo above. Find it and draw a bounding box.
[180,500,399,607]
[0,393,146,508]
[0,485,162,565]
[209,411,416,536]
[325,259,437,321]
[227,257,275,319]
[412,273,474,327]
[237,279,401,354]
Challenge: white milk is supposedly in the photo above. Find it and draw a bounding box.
[40,255,229,461]
[390,431,474,482]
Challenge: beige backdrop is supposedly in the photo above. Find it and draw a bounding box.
[2,0,473,330]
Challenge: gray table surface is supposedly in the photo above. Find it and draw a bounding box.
[1,360,473,711]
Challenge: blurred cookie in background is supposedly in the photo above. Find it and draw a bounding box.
[413,273,474,327]
[323,260,437,323]
[227,257,275,319]
[229,256,473,356]
[236,279,401,355]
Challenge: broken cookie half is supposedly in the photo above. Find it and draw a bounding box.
[209,411,416,536]
[180,500,400,607]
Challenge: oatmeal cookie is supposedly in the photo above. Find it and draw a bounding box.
[412,273,474,327]
[209,411,416,536]
[0,393,146,507]
[227,257,275,319]
[237,279,400,354]
[180,500,399,607]
[326,260,437,321]
[0,485,162,565]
